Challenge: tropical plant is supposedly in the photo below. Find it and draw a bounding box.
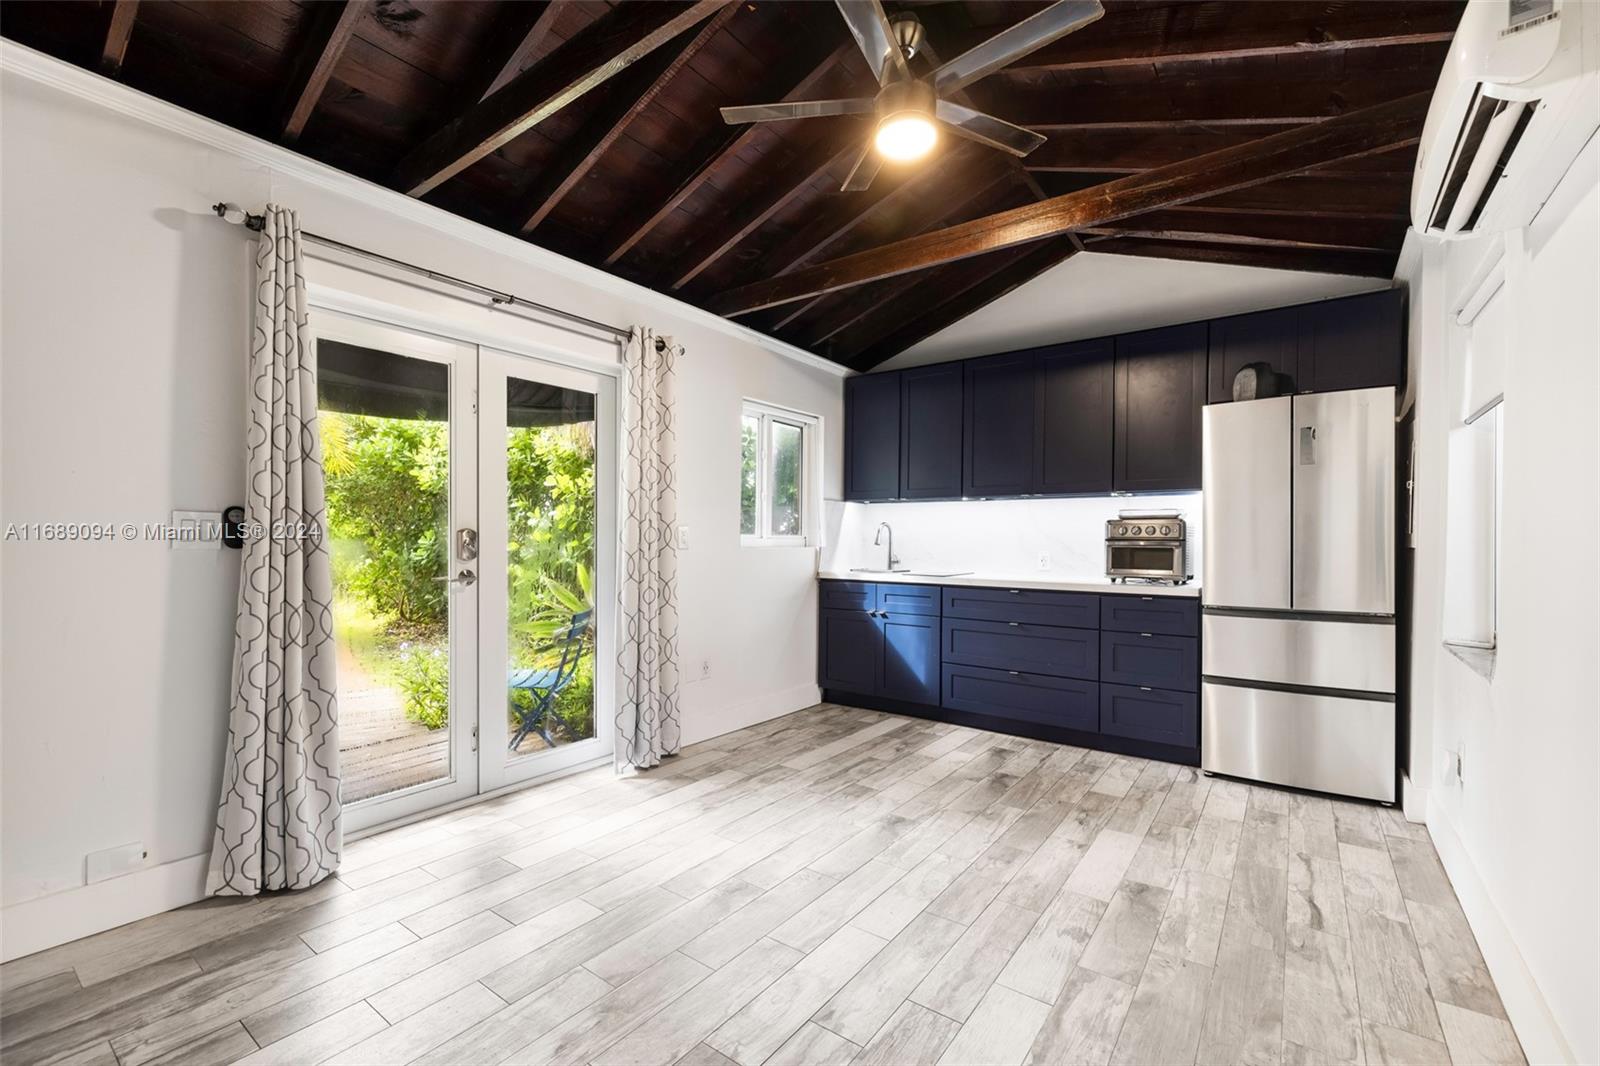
[394,644,448,730]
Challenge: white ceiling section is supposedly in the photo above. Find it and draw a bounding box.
[879,251,1391,370]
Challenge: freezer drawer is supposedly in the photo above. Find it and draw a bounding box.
[1202,681,1396,802]
[1202,613,1395,694]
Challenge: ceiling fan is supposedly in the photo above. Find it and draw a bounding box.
[719,0,1105,191]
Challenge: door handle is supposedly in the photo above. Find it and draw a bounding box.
[1299,425,1317,465]
[433,569,477,588]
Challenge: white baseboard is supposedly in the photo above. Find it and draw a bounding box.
[682,682,822,748]
[1426,795,1576,1065]
[1,851,210,963]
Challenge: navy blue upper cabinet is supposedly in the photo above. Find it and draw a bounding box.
[964,352,1037,497]
[1208,306,1300,404]
[1297,289,1405,394]
[1037,338,1114,495]
[900,364,964,499]
[1113,323,1208,493]
[844,371,901,501]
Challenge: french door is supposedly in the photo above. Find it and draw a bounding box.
[312,311,615,832]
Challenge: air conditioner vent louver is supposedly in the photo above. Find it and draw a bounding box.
[1427,88,1539,235]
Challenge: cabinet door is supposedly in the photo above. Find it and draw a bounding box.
[1298,289,1405,393]
[819,608,881,693]
[879,611,940,705]
[1037,338,1114,494]
[963,352,1036,497]
[900,364,964,499]
[1114,323,1208,492]
[844,372,901,500]
[1208,306,1299,403]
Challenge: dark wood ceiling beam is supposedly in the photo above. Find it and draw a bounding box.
[1003,65,1446,130]
[600,38,857,267]
[668,136,863,291]
[1085,237,1396,279]
[393,0,724,197]
[844,239,1081,368]
[1030,138,1420,182]
[980,1,1461,75]
[463,1,567,106]
[711,91,1431,316]
[518,3,738,234]
[1078,210,1404,255]
[100,0,138,76]
[278,0,368,143]
[785,163,1022,344]
[1181,174,1413,219]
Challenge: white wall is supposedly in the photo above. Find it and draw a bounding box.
[822,494,1202,583]
[880,251,1386,370]
[0,51,843,954]
[1399,137,1599,1064]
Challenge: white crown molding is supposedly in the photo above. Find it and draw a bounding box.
[0,40,849,378]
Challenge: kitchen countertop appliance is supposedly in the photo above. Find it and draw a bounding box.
[1105,510,1191,585]
[1201,386,1397,803]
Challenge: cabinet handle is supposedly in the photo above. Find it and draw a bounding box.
[1008,589,1021,594]
[1008,671,1020,676]
[1141,596,1154,601]
[1008,622,1020,627]
[1140,632,1153,638]
[1140,686,1153,692]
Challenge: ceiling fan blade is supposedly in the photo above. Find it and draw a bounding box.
[935,100,1046,157]
[841,137,883,192]
[720,98,877,125]
[931,0,1104,94]
[835,0,912,87]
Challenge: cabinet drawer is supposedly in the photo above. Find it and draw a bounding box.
[1100,595,1199,637]
[820,581,875,612]
[941,586,1099,628]
[942,664,1098,732]
[1101,683,1198,748]
[876,583,941,617]
[1100,631,1198,691]
[942,618,1098,680]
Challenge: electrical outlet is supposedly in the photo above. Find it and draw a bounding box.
[677,525,690,550]
[700,659,711,680]
[1037,551,1050,570]
[86,842,148,884]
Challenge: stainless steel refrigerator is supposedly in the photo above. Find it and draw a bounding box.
[1201,386,1397,803]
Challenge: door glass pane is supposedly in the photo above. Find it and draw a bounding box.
[769,419,803,536]
[739,414,759,535]
[505,376,597,758]
[318,340,452,804]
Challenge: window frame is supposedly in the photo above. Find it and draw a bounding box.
[740,399,820,547]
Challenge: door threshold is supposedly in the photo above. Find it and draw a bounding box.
[345,752,613,843]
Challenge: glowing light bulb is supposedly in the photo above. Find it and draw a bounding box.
[875,113,937,162]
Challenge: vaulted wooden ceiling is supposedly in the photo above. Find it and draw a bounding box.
[2,1,1461,369]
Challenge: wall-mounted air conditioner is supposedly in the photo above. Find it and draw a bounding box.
[1411,0,1600,239]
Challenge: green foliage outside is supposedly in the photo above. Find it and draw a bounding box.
[322,410,597,745]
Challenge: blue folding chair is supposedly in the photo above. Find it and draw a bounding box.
[507,609,592,752]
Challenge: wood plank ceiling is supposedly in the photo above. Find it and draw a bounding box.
[2,1,1462,370]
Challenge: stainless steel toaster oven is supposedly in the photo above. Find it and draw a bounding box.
[1106,511,1191,584]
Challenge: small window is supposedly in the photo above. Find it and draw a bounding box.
[740,400,818,546]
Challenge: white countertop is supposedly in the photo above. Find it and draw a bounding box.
[817,569,1201,598]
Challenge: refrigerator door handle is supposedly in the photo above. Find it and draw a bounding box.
[1299,424,1317,465]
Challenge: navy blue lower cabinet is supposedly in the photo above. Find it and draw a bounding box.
[819,608,880,694]
[876,583,941,617]
[1100,631,1199,691]
[942,618,1099,680]
[821,581,876,612]
[880,612,941,705]
[1100,683,1199,747]
[943,664,1098,732]
[1099,595,1199,637]
[941,586,1099,629]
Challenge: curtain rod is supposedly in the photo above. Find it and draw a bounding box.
[211,203,662,350]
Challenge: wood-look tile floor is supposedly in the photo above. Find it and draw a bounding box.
[0,705,1525,1066]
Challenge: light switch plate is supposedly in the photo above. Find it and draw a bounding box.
[677,525,690,550]
[171,510,222,550]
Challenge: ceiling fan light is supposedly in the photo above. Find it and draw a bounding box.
[876,113,937,162]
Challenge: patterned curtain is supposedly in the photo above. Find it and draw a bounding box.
[207,205,342,895]
[616,327,681,770]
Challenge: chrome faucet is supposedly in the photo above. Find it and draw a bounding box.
[874,522,901,570]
